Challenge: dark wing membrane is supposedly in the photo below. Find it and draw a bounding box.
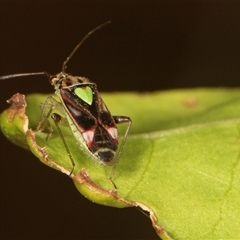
[92,87,117,128]
[89,125,118,163]
[89,125,118,152]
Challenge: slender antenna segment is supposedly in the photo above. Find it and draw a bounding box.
[0,72,50,80]
[62,20,111,73]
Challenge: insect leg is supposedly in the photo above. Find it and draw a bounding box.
[51,113,75,175]
[36,96,65,138]
[36,96,75,175]
[109,116,132,188]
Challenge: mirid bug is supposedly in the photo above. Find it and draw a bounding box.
[0,21,132,188]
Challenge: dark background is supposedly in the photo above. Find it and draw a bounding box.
[1,2,239,240]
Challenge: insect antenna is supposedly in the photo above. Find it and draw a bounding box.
[0,21,111,80]
[62,20,111,73]
[0,72,51,80]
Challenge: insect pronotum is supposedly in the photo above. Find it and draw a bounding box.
[0,21,132,188]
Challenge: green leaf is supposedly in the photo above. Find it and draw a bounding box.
[1,88,240,239]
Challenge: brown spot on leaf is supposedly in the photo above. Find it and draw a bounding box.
[77,169,119,197]
[183,97,198,108]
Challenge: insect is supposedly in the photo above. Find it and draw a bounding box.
[0,21,132,188]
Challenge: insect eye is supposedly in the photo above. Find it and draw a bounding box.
[49,75,57,85]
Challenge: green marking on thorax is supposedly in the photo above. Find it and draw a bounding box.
[74,86,93,105]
